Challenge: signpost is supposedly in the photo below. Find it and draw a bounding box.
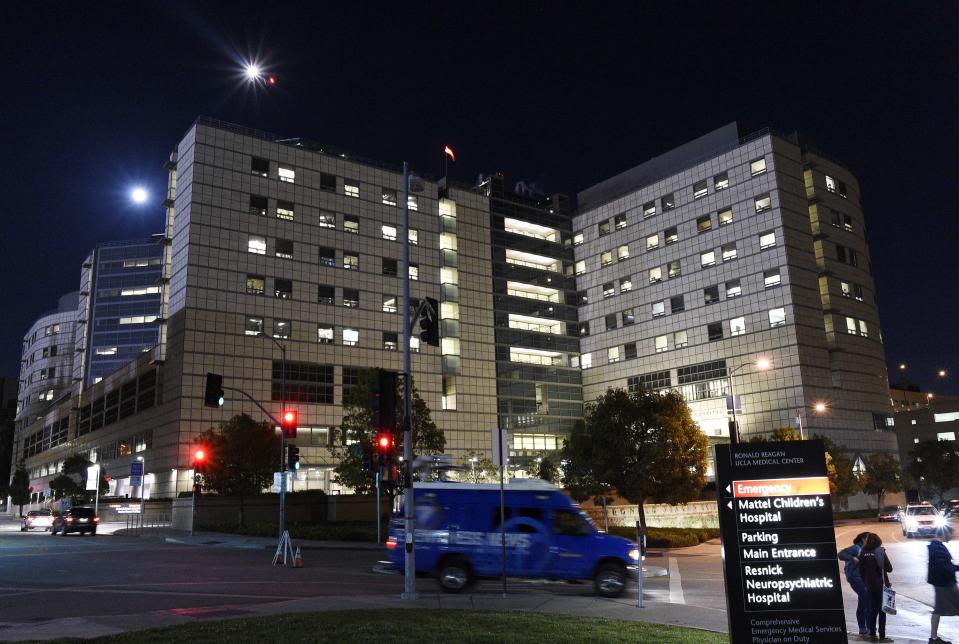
[715,439,846,644]
[129,461,143,488]
[86,464,100,516]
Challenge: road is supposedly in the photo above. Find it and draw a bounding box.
[2,516,958,642]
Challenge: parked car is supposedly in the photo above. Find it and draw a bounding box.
[902,504,947,538]
[20,509,54,532]
[51,506,99,536]
[878,505,902,522]
[386,480,640,597]
[942,500,959,517]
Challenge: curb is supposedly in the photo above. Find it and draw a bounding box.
[162,536,382,551]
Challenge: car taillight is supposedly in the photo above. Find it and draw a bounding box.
[386,536,397,550]
[93,517,100,523]
[66,517,74,523]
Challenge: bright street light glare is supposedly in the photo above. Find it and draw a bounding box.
[754,357,772,370]
[245,64,261,81]
[130,187,148,204]
[814,402,827,413]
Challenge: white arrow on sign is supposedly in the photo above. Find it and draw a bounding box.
[727,501,733,510]
[726,484,731,494]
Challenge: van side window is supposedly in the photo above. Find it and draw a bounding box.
[491,507,545,533]
[553,509,591,536]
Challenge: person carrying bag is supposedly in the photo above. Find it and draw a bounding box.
[860,533,894,643]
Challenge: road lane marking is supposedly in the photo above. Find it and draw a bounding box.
[668,557,685,605]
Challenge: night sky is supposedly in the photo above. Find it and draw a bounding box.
[2,2,957,395]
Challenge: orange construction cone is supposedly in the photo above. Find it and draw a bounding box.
[293,546,303,568]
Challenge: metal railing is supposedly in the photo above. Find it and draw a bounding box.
[124,511,172,535]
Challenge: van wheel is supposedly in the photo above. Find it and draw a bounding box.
[594,562,627,598]
[437,557,472,593]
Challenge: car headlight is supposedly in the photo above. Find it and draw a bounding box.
[935,516,949,528]
[628,548,640,561]
[906,519,918,530]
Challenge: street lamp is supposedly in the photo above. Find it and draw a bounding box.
[814,402,828,414]
[258,332,288,537]
[469,456,478,483]
[728,357,772,444]
[939,369,948,378]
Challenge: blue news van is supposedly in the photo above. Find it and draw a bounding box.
[386,480,640,597]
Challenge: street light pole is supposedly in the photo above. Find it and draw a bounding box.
[259,333,287,537]
[727,358,772,445]
[137,456,145,519]
[401,161,417,600]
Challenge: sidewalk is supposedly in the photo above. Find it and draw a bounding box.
[112,526,383,551]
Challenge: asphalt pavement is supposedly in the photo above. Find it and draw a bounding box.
[1,515,958,643]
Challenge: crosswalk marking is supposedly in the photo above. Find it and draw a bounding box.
[669,557,685,605]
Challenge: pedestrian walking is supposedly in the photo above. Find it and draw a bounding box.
[860,532,894,642]
[839,531,873,638]
[928,526,959,644]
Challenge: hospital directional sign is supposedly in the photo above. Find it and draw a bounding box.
[130,461,143,488]
[715,439,846,644]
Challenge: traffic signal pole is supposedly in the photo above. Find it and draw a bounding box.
[401,161,417,600]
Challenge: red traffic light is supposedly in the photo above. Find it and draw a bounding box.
[266,75,277,85]
[194,449,206,462]
[281,408,298,438]
[377,433,392,451]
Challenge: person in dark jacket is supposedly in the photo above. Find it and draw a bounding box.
[860,532,894,642]
[928,526,959,644]
[839,531,872,638]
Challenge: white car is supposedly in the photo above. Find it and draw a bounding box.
[902,504,948,538]
[21,509,54,532]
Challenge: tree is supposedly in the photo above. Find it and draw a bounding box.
[816,435,863,506]
[907,440,959,505]
[9,462,31,516]
[457,451,499,484]
[862,452,903,509]
[194,414,280,526]
[561,388,709,532]
[535,454,558,483]
[749,426,802,443]
[330,374,443,494]
[49,473,81,500]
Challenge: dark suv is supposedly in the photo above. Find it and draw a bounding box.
[52,507,99,536]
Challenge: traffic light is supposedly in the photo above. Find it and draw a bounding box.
[281,408,298,438]
[370,370,397,430]
[287,444,300,471]
[192,448,207,474]
[204,373,225,408]
[376,432,393,453]
[419,297,440,347]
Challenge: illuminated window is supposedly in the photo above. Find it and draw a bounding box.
[614,213,627,229]
[382,225,397,241]
[343,253,359,270]
[652,301,665,318]
[674,330,688,348]
[574,260,585,275]
[622,308,635,326]
[600,251,613,266]
[572,232,584,246]
[662,193,675,210]
[273,319,291,339]
[769,308,787,328]
[697,215,712,233]
[665,226,678,245]
[668,260,681,278]
[693,180,707,199]
[646,234,659,251]
[382,296,397,313]
[246,275,265,295]
[407,195,419,211]
[759,232,776,249]
[408,229,419,245]
[119,315,157,325]
[755,195,771,212]
[342,328,359,346]
[714,173,729,191]
[344,216,359,234]
[648,267,662,283]
[617,245,629,261]
[764,269,781,288]
[248,236,266,255]
[409,336,420,353]
[342,289,359,308]
[581,353,592,369]
[825,175,847,197]
[383,332,398,351]
[725,279,741,298]
[598,220,611,236]
[643,202,656,218]
[318,212,336,228]
[721,243,737,261]
[409,264,419,281]
[317,326,333,344]
[276,200,294,221]
[95,347,117,355]
[381,188,397,206]
[607,346,621,363]
[344,182,359,198]
[750,158,766,176]
[655,335,668,353]
[858,319,869,338]
[620,276,633,293]
[718,208,733,226]
[700,250,716,267]
[729,317,746,336]
[603,282,615,298]
[278,165,295,183]
[245,317,263,336]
